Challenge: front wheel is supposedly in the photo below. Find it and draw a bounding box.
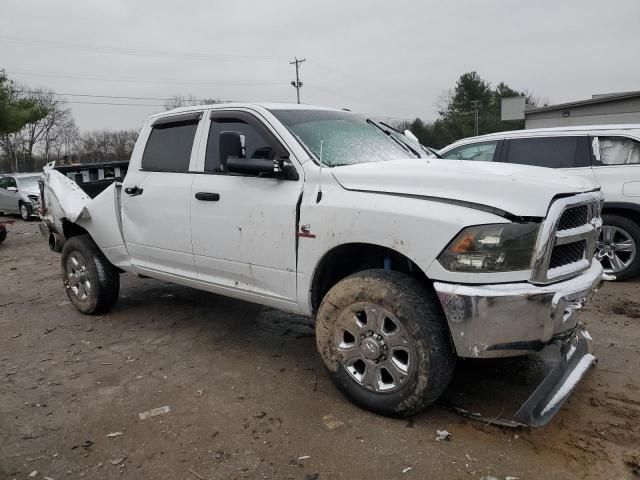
[61,234,120,314]
[596,214,640,281]
[19,202,33,221]
[316,269,456,417]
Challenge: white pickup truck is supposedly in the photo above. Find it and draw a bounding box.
[40,103,606,425]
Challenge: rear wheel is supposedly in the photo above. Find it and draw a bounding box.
[316,269,456,417]
[596,214,640,281]
[61,234,120,314]
[19,202,32,221]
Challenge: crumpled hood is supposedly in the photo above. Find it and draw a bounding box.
[21,187,39,197]
[330,158,598,218]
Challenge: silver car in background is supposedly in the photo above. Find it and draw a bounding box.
[0,173,42,220]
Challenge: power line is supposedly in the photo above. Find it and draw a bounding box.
[14,90,211,102]
[6,69,288,87]
[0,34,287,63]
[64,100,166,107]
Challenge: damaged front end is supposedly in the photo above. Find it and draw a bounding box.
[434,261,604,427]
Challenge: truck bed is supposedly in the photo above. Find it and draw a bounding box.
[53,160,129,198]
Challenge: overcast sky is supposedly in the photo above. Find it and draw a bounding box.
[1,0,638,131]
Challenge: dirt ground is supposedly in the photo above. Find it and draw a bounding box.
[1,216,639,480]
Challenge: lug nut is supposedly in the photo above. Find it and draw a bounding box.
[382,345,388,350]
[367,331,373,336]
[376,334,382,341]
[360,334,365,340]
[381,355,386,361]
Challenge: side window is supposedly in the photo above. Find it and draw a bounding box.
[205,116,277,173]
[6,177,17,188]
[505,137,578,168]
[0,178,8,189]
[592,136,640,165]
[141,119,199,172]
[442,141,498,162]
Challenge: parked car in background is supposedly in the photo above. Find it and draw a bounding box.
[439,125,640,280]
[0,173,42,220]
[39,103,606,426]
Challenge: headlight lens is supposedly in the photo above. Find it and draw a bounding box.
[439,223,540,272]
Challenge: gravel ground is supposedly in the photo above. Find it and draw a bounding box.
[1,216,639,480]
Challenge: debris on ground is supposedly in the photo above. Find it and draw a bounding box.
[195,389,204,397]
[110,457,127,465]
[188,469,207,480]
[106,431,123,438]
[322,414,344,430]
[436,430,452,442]
[298,455,311,460]
[28,471,38,477]
[138,405,170,420]
[446,405,525,429]
[402,466,413,473]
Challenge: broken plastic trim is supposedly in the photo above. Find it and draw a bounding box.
[511,328,596,427]
[446,327,596,428]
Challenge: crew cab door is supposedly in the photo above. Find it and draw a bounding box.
[121,111,204,278]
[190,110,302,306]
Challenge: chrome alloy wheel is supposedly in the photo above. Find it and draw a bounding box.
[596,225,636,274]
[334,302,414,393]
[66,252,92,300]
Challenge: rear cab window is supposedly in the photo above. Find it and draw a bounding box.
[141,113,202,172]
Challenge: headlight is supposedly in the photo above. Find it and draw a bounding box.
[439,223,540,272]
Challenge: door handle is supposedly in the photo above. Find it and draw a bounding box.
[124,186,144,196]
[195,192,220,201]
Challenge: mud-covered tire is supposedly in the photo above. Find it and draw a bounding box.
[597,214,640,281]
[61,234,120,315]
[316,269,456,417]
[19,202,33,221]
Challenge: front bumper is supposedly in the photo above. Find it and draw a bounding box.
[433,261,604,358]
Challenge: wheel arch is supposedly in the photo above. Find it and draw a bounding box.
[602,202,640,226]
[61,218,90,240]
[309,242,432,315]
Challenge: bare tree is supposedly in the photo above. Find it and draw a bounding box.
[76,129,138,163]
[164,94,221,110]
[0,86,73,171]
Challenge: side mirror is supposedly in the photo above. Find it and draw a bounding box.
[226,157,274,175]
[7,186,17,192]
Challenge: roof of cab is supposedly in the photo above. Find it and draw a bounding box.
[153,102,345,120]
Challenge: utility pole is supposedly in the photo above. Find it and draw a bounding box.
[290,57,306,104]
[471,100,480,136]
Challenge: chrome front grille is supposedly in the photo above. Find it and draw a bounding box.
[531,192,603,284]
[557,205,588,231]
[549,240,586,268]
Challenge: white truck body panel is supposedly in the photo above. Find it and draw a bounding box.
[41,102,602,317]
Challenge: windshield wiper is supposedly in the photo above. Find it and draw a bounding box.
[366,119,421,158]
[378,121,438,158]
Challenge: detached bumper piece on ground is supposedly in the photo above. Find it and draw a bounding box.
[435,261,604,427]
